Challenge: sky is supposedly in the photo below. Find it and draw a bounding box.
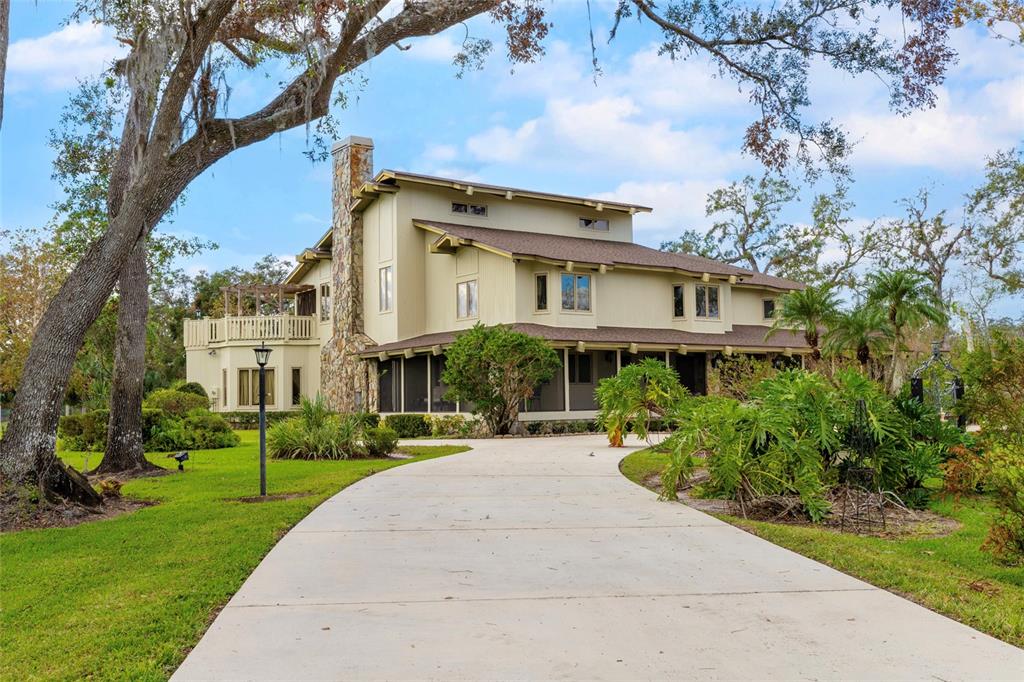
[2,0,1022,314]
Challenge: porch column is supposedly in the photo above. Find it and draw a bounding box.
[426,355,432,414]
[664,350,670,368]
[615,349,621,373]
[563,348,570,414]
[400,356,406,413]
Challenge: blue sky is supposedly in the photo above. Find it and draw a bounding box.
[3,0,1022,312]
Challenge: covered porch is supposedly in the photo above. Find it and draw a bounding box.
[360,324,809,420]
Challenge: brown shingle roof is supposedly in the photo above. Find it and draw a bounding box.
[415,220,803,291]
[361,324,809,355]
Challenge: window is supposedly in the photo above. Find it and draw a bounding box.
[319,283,331,321]
[762,299,776,319]
[452,202,488,217]
[457,280,478,318]
[579,217,609,231]
[568,353,592,384]
[535,273,548,311]
[561,273,592,311]
[238,368,275,407]
[695,284,720,319]
[673,284,685,318]
[291,368,301,406]
[222,369,227,407]
[379,266,393,312]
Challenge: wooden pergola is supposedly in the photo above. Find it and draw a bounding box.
[220,283,315,316]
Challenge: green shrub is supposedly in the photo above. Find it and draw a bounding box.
[172,381,209,400]
[384,413,430,438]
[357,412,381,429]
[217,411,295,429]
[59,408,167,451]
[427,414,465,437]
[144,389,208,417]
[596,358,688,446]
[441,323,562,435]
[980,445,1024,565]
[706,354,779,400]
[961,332,1024,449]
[268,396,365,460]
[658,368,954,522]
[364,425,399,457]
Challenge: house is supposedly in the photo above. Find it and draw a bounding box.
[184,136,809,418]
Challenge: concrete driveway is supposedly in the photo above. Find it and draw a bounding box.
[174,435,1023,681]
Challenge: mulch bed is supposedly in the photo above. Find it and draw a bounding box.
[0,492,155,533]
[642,469,960,539]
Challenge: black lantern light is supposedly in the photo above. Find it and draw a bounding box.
[253,342,273,496]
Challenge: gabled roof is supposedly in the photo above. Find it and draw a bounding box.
[373,170,652,214]
[360,323,809,356]
[415,219,804,291]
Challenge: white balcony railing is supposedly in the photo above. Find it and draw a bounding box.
[184,315,318,348]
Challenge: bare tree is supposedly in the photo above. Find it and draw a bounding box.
[877,189,972,305]
[0,0,549,502]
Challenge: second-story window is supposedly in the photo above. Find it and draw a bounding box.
[379,266,393,312]
[319,283,331,321]
[763,299,776,319]
[695,284,720,319]
[673,284,685,318]
[452,202,488,217]
[535,273,548,311]
[579,217,609,231]
[457,280,478,318]
[561,273,592,312]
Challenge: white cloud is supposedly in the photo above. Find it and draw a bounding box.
[595,179,726,245]
[405,33,460,63]
[842,79,1024,170]
[7,22,125,92]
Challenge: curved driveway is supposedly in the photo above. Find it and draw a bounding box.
[174,435,1023,680]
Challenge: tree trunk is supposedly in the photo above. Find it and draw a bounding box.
[0,205,150,501]
[96,241,158,476]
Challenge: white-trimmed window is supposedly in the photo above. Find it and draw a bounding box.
[457,279,478,319]
[561,273,592,312]
[452,202,488,217]
[238,368,275,407]
[579,217,609,231]
[672,284,685,318]
[535,273,548,311]
[379,266,393,312]
[695,284,720,319]
[762,298,776,320]
[319,283,331,321]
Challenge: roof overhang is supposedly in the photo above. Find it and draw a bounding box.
[378,170,652,215]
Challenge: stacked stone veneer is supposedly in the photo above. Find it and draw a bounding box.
[320,136,378,412]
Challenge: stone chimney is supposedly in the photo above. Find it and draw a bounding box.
[320,136,377,412]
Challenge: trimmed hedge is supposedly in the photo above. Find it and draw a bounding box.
[219,410,380,430]
[143,389,209,417]
[172,381,209,400]
[383,413,431,438]
[59,409,166,451]
[58,407,238,452]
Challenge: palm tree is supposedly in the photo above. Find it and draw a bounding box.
[865,270,947,392]
[824,304,892,371]
[767,285,840,362]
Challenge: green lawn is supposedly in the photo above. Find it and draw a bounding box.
[619,448,1024,648]
[0,433,468,681]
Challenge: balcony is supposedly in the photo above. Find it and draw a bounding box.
[184,315,319,349]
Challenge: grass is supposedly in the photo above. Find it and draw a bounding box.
[0,432,469,681]
[618,448,1024,648]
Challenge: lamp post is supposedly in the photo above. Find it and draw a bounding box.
[253,341,273,496]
